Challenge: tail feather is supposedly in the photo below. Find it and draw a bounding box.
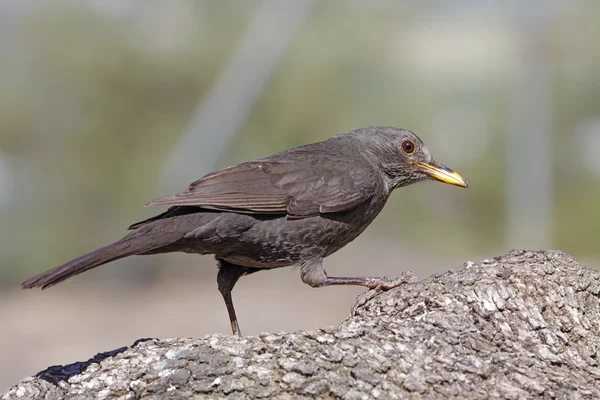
[21,233,181,289]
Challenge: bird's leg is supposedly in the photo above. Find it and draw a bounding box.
[300,260,414,314]
[324,276,414,315]
[322,276,408,290]
[300,259,409,289]
[216,260,260,337]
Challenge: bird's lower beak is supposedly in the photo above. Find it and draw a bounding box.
[415,162,468,188]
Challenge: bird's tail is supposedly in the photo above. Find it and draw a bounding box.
[21,232,182,290]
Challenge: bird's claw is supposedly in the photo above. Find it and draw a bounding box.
[351,273,417,315]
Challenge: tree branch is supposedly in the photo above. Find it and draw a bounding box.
[4,250,600,399]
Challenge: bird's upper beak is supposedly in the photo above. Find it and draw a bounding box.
[415,162,468,188]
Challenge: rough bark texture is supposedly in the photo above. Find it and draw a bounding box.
[4,250,600,399]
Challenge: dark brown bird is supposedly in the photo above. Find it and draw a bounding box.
[22,126,467,335]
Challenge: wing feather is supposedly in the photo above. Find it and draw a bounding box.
[146,156,377,218]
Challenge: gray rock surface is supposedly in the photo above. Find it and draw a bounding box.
[4,250,600,399]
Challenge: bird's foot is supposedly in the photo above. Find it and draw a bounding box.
[351,272,418,315]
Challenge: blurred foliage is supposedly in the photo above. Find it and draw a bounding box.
[0,0,599,283]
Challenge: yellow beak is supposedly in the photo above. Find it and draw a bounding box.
[415,162,468,188]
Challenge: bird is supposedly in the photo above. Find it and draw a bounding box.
[22,126,467,336]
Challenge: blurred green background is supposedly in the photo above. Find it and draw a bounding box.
[2,0,600,392]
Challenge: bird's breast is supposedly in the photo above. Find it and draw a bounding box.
[176,192,390,269]
[236,193,389,264]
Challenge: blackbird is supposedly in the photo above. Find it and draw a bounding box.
[22,126,467,335]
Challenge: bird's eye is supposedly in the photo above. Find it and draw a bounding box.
[401,140,415,154]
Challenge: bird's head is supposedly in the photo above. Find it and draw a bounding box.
[355,126,468,190]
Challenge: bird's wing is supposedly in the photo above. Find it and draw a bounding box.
[145,157,377,218]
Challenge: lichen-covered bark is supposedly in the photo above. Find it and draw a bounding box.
[4,250,600,399]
